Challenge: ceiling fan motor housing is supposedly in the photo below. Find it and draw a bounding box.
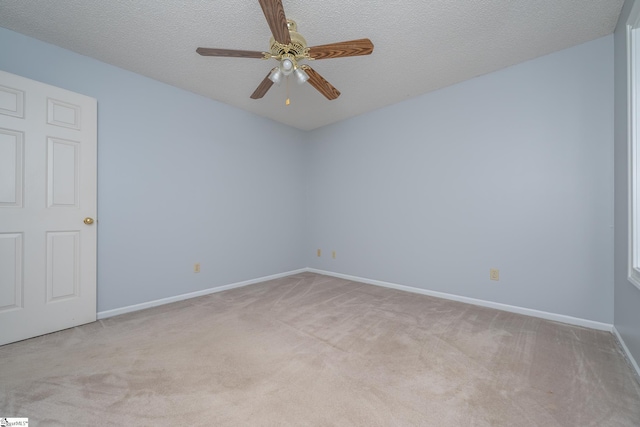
[269,20,309,60]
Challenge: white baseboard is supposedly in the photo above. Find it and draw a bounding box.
[613,326,640,379]
[306,268,614,332]
[97,268,307,320]
[98,266,614,333]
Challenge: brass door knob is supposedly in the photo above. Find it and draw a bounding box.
[84,217,94,225]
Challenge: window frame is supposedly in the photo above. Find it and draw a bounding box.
[627,1,640,290]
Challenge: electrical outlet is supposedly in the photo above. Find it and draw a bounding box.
[332,251,336,259]
[194,263,200,273]
[490,268,499,281]
[317,249,321,257]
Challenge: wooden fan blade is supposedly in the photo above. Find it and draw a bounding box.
[196,47,266,59]
[308,38,374,60]
[301,66,340,100]
[258,0,291,45]
[250,72,275,99]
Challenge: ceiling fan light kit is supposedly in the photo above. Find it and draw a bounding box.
[268,54,309,86]
[196,0,373,102]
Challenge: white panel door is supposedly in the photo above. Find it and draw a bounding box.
[0,70,97,346]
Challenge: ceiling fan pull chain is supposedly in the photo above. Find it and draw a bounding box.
[286,76,290,105]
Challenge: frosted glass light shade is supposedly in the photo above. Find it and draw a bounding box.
[281,58,294,75]
[294,68,309,84]
[269,68,283,85]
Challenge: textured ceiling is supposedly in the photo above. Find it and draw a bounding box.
[0,0,625,130]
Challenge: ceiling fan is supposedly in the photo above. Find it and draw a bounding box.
[196,0,374,102]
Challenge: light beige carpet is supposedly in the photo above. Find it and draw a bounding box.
[1,272,639,426]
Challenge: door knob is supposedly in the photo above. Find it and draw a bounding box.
[84,217,94,225]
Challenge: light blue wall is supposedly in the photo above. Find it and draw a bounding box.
[0,26,619,326]
[614,0,640,366]
[0,27,307,312]
[306,36,615,323]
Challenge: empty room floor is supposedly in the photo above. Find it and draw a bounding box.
[1,272,639,426]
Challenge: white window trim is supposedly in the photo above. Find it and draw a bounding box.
[628,1,640,290]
